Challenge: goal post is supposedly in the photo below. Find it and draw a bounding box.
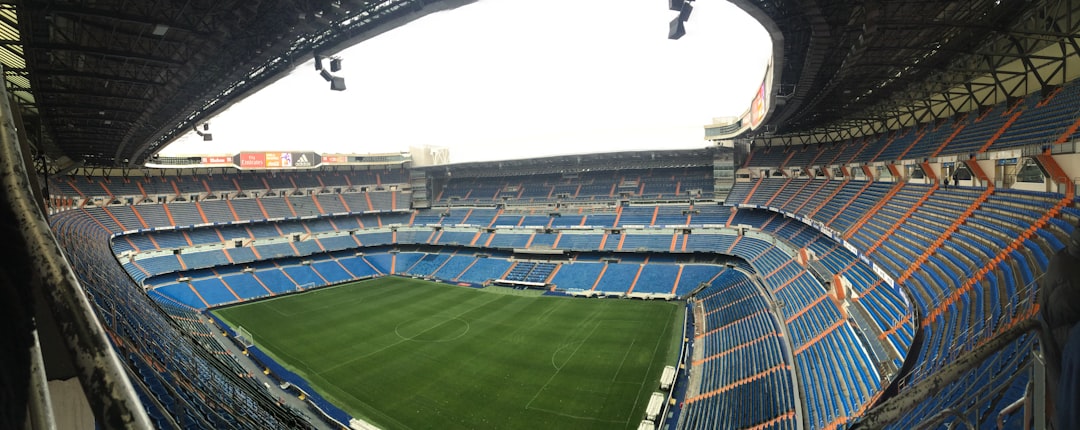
[236,326,254,348]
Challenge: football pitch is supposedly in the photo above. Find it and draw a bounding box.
[212,277,685,430]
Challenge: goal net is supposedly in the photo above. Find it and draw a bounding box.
[236,326,254,348]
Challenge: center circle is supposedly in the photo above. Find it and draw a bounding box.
[394,316,470,342]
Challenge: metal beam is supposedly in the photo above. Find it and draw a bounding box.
[50,124,128,135]
[44,114,134,125]
[29,43,185,67]
[25,2,206,35]
[39,103,145,115]
[872,21,1079,42]
[31,88,151,103]
[6,68,165,87]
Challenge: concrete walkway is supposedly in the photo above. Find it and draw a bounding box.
[198,315,343,430]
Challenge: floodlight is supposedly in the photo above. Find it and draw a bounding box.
[668,17,685,40]
[330,76,346,91]
[679,2,693,21]
[193,123,212,141]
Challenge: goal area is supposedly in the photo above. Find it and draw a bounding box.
[236,326,254,348]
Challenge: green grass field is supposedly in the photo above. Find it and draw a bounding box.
[213,277,684,430]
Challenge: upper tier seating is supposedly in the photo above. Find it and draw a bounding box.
[434,166,714,205]
[745,80,1080,168]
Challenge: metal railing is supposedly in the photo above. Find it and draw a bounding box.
[0,73,152,427]
[853,318,1043,429]
[900,290,1040,387]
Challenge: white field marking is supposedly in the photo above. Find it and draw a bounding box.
[525,321,601,412]
[393,317,471,343]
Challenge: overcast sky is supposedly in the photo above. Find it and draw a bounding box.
[160,0,772,164]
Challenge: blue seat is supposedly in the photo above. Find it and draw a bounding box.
[1009,250,1034,290]
[1024,238,1049,272]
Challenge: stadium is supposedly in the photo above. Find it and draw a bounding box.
[1,0,1079,429]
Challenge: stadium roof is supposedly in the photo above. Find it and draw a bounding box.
[7,0,1079,170]
[737,0,1080,145]
[9,0,475,171]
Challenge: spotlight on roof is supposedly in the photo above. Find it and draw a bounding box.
[330,76,346,91]
[668,17,686,40]
[678,1,693,21]
[668,0,692,40]
[317,57,346,91]
[193,123,212,141]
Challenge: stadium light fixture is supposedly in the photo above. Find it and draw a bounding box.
[678,2,693,22]
[330,76,346,91]
[668,17,686,40]
[319,69,346,91]
[316,55,347,91]
[193,123,212,141]
[667,0,692,40]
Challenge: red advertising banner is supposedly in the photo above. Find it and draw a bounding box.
[201,155,233,165]
[320,154,346,164]
[749,81,767,129]
[238,152,266,168]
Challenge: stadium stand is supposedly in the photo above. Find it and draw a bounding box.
[56,92,1075,423]
[50,210,312,429]
[82,166,915,430]
[35,131,1080,430]
[681,269,799,429]
[8,1,1080,429]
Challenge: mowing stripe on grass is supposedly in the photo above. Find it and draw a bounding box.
[214,277,683,430]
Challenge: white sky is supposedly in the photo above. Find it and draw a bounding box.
[160,0,772,164]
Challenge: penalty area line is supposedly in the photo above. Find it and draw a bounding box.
[524,322,601,411]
